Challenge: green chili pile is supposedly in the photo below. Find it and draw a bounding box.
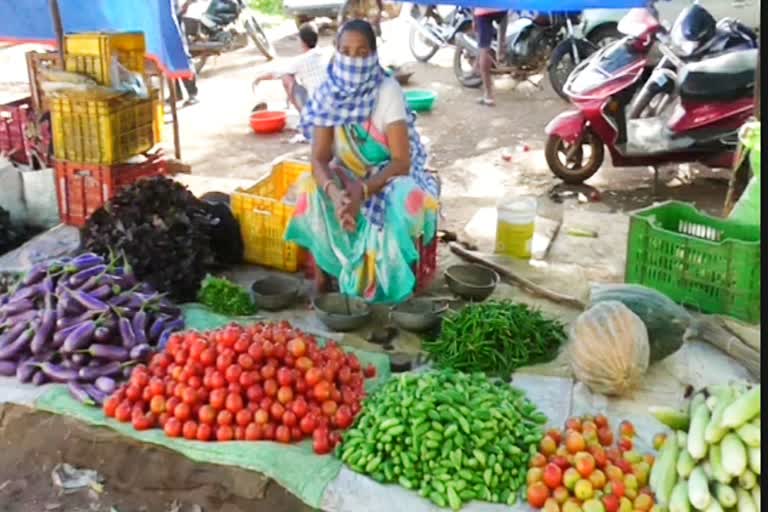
[197,275,257,316]
[338,370,547,510]
[423,300,566,379]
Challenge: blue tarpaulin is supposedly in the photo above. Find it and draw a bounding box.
[0,0,192,78]
[405,0,645,10]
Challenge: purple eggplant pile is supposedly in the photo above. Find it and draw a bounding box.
[0,252,185,405]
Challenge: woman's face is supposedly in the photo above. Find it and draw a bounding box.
[337,29,372,58]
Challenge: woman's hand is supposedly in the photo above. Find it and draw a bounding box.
[339,180,364,232]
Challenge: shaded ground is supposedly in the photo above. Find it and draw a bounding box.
[0,403,316,512]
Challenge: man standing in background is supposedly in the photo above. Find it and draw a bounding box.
[172,0,200,106]
[474,8,507,107]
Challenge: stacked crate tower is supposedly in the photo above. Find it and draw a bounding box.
[51,32,166,227]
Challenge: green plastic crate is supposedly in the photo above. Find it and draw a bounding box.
[625,201,761,323]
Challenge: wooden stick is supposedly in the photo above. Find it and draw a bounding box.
[692,315,761,381]
[169,79,181,160]
[448,242,586,310]
[48,0,65,63]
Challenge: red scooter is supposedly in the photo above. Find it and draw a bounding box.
[543,8,757,185]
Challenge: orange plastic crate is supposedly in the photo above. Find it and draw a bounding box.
[54,154,167,227]
[231,159,310,272]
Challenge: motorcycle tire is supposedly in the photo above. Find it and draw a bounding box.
[453,45,482,89]
[409,13,441,62]
[245,15,276,60]
[545,131,605,184]
[548,38,598,102]
[586,24,622,49]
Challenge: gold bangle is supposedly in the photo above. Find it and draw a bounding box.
[362,182,369,201]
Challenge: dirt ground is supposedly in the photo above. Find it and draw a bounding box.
[164,15,731,238]
[0,403,317,512]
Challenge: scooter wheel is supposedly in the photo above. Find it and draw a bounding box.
[545,132,604,184]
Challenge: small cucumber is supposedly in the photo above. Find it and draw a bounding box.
[747,446,760,475]
[734,422,760,448]
[738,469,756,490]
[704,387,734,444]
[705,499,724,512]
[688,403,711,460]
[720,433,747,477]
[670,480,691,512]
[714,484,737,508]
[676,450,696,478]
[688,467,712,510]
[652,429,680,506]
[708,444,731,484]
[650,406,691,431]
[736,488,757,512]
[721,386,761,429]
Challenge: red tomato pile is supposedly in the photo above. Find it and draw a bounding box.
[102,321,376,454]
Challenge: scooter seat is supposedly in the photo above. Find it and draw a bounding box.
[679,49,757,102]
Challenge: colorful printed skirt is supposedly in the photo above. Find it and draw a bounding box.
[285,173,438,304]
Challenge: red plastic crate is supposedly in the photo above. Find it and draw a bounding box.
[303,233,439,296]
[55,153,167,227]
[0,96,53,167]
[0,98,31,164]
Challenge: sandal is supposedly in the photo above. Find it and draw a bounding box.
[477,97,496,107]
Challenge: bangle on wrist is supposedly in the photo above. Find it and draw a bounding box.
[362,182,369,201]
[322,180,334,196]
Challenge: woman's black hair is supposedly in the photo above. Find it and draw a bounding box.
[337,19,377,52]
[298,22,319,49]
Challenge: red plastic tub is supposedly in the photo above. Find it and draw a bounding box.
[250,111,287,134]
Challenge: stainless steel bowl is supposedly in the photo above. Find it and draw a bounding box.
[250,275,300,311]
[312,293,371,332]
[390,298,448,332]
[444,264,499,301]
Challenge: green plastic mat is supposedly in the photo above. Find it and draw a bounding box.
[35,303,392,509]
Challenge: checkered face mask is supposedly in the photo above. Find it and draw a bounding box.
[328,53,382,91]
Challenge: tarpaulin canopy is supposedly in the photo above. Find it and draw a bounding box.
[0,0,192,78]
[405,0,646,10]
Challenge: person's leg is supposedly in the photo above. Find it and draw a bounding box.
[281,75,305,112]
[183,76,199,105]
[476,15,495,105]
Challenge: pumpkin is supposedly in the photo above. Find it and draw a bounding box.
[569,300,650,397]
[589,283,690,363]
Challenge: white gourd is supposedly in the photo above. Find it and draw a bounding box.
[568,301,651,397]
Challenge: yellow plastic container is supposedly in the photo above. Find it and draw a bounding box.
[50,90,157,165]
[152,95,164,144]
[231,160,311,272]
[64,32,146,86]
[495,196,537,259]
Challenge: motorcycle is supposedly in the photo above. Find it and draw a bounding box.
[543,5,757,186]
[626,3,757,119]
[338,0,384,36]
[182,0,276,74]
[453,11,597,101]
[407,5,474,63]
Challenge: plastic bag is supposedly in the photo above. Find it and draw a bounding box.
[109,57,148,98]
[729,121,760,225]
